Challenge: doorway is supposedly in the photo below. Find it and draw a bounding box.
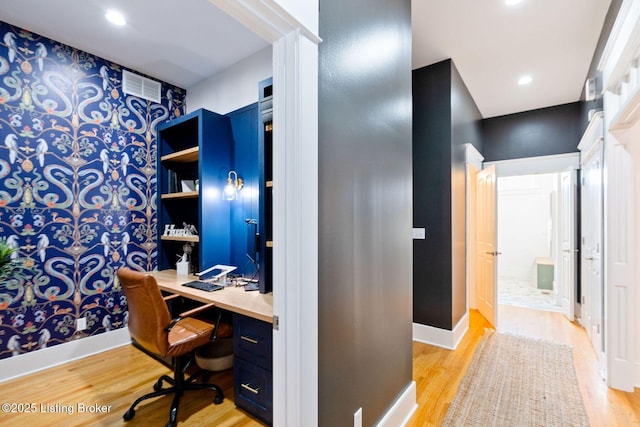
[496,173,563,313]
[473,154,580,329]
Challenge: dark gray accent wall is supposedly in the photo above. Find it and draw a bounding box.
[413,60,481,330]
[450,62,482,325]
[482,102,582,162]
[318,0,413,426]
[413,60,453,329]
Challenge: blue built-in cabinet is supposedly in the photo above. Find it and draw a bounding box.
[156,106,264,280]
[227,104,260,279]
[156,108,233,273]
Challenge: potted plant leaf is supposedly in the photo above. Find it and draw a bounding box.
[0,238,17,280]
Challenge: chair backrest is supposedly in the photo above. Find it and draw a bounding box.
[117,267,172,356]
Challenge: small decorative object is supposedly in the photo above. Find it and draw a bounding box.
[176,253,190,276]
[181,179,196,192]
[183,222,198,235]
[163,224,198,237]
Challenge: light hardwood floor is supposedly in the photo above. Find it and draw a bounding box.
[408,305,640,427]
[1,305,638,426]
[0,345,262,427]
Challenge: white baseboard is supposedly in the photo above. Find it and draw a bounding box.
[413,312,469,350]
[0,328,130,383]
[375,381,417,427]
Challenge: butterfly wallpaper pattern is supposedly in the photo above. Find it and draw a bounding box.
[0,21,186,359]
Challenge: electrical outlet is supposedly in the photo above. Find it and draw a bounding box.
[76,317,87,331]
[354,407,362,427]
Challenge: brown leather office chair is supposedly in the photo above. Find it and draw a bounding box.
[117,267,230,427]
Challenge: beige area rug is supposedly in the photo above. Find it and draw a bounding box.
[442,331,589,427]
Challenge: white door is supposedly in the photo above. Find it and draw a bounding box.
[476,165,497,327]
[558,170,577,321]
[580,142,603,361]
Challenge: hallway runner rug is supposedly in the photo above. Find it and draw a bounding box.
[442,331,589,427]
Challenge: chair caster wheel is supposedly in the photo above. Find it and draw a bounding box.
[214,394,223,404]
[166,422,175,427]
[123,408,135,421]
[153,379,163,391]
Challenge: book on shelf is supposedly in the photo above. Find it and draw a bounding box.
[168,169,178,193]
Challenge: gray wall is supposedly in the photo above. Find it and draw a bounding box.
[413,60,453,329]
[318,0,414,425]
[482,102,582,162]
[450,62,482,325]
[413,60,481,330]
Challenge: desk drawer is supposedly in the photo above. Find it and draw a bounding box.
[233,315,272,369]
[234,357,273,425]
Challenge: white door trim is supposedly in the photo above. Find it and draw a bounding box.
[596,0,638,391]
[484,153,580,177]
[272,30,319,425]
[209,1,320,424]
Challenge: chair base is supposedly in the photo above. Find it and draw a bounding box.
[123,360,223,427]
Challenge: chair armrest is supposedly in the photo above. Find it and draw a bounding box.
[178,302,216,318]
[165,303,217,332]
[163,293,181,302]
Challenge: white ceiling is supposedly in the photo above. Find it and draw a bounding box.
[413,0,612,118]
[0,0,612,118]
[0,0,269,89]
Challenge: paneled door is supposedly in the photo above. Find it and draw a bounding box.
[580,140,603,363]
[559,170,577,322]
[476,165,497,327]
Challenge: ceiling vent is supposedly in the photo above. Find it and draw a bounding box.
[122,70,161,103]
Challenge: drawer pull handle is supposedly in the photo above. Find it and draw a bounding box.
[240,335,259,344]
[241,383,260,394]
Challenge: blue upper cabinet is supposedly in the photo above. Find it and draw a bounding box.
[156,109,232,273]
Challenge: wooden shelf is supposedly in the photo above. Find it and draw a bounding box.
[161,146,199,162]
[161,191,199,200]
[161,235,199,243]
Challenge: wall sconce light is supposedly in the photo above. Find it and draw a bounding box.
[223,170,243,200]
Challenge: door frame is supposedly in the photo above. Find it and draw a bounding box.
[482,153,580,325]
[578,138,604,367]
[210,2,321,425]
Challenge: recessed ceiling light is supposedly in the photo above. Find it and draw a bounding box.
[518,75,533,85]
[505,0,524,5]
[105,10,126,26]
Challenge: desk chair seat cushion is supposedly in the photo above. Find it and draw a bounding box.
[165,317,216,357]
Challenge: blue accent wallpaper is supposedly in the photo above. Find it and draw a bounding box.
[0,21,185,359]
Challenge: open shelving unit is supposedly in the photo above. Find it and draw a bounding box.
[156,108,233,273]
